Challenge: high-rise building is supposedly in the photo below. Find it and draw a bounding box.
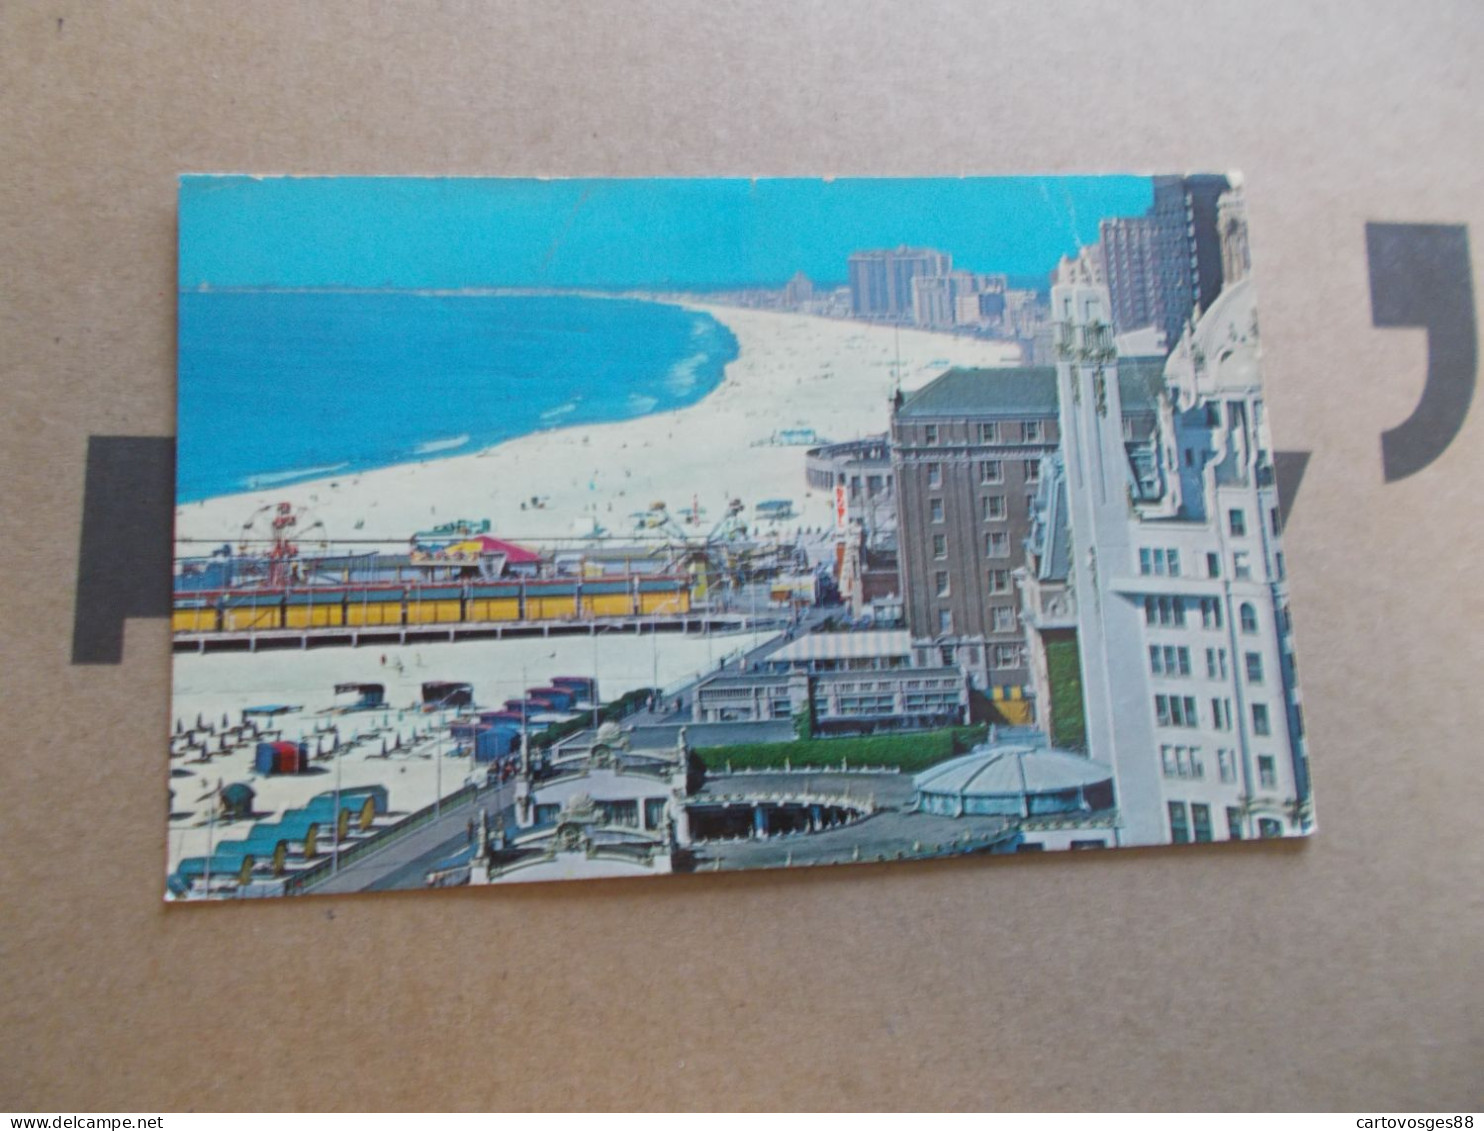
[1054,244,1105,287]
[1023,280,1311,845]
[1099,174,1231,351]
[911,274,956,328]
[888,361,1163,707]
[783,271,815,308]
[848,247,952,319]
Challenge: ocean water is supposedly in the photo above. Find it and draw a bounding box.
[176,291,739,502]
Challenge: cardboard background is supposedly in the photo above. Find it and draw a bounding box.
[2,0,1481,1110]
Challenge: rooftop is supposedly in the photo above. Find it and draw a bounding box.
[896,358,1165,419]
[913,743,1114,798]
[766,629,913,664]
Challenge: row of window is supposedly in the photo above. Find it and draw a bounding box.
[1169,801,1283,844]
[926,461,1045,489]
[1149,645,1265,685]
[926,483,1038,523]
[1161,748,1282,789]
[1138,545,1280,583]
[1155,693,1273,736]
[922,421,1045,446]
[928,639,1023,668]
[1144,595,1263,634]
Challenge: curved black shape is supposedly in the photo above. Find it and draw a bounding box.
[1366,223,1476,482]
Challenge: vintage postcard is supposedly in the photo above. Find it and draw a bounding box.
[168,174,1312,899]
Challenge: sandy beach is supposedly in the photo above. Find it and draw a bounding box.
[167,629,748,873]
[166,303,1020,879]
[174,302,1021,550]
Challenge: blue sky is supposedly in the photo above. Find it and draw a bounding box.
[179,175,1152,291]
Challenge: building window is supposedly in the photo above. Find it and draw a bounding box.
[991,605,1015,633]
[1229,508,1247,537]
[930,498,945,523]
[939,644,954,665]
[1155,694,1198,728]
[987,568,1010,594]
[979,459,1003,484]
[1024,460,1042,483]
[1275,552,1286,580]
[924,424,939,445]
[992,644,1022,669]
[1168,802,1190,844]
[1211,697,1232,731]
[1217,748,1237,784]
[932,533,947,559]
[1258,817,1283,839]
[1139,548,1182,577]
[982,495,1006,521]
[1191,803,1213,843]
[1200,597,1223,630]
[1205,402,1222,427]
[979,422,1000,443]
[1270,506,1282,536]
[1144,595,1187,627]
[1251,703,1271,736]
[935,571,951,598]
[985,531,1009,558]
[1022,420,1043,443]
[1226,806,1244,839]
[1245,652,1264,684]
[927,462,942,487]
[1240,603,1258,634]
[1258,754,1276,788]
[1233,550,1252,580]
[1206,647,1228,679]
[1207,552,1220,578]
[937,610,953,634]
[1150,644,1191,677]
[1161,744,1204,779]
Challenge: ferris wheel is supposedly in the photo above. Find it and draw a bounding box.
[236,501,328,587]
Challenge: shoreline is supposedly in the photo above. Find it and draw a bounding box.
[174,300,1023,552]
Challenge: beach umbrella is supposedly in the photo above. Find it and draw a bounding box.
[221,713,229,730]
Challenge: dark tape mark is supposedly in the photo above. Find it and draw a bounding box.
[1366,223,1476,481]
[72,436,175,664]
[1273,450,1310,527]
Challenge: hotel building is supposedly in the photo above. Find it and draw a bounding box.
[1027,278,1311,845]
[888,360,1163,712]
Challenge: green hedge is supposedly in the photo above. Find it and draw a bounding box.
[1045,636,1086,750]
[698,724,988,774]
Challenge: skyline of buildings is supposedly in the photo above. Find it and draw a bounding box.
[718,179,1252,372]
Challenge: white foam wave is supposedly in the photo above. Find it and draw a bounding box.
[243,463,350,489]
[626,393,659,415]
[415,433,470,455]
[665,352,706,395]
[541,402,578,422]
